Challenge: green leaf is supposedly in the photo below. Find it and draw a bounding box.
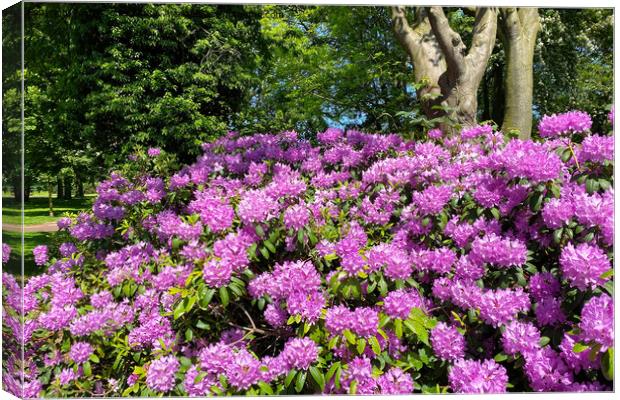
[255,225,265,238]
[394,319,403,338]
[572,342,589,353]
[356,338,367,354]
[297,229,305,244]
[494,353,508,362]
[309,366,325,391]
[600,269,614,279]
[89,354,100,363]
[343,329,357,345]
[404,318,429,346]
[198,288,215,309]
[83,361,92,376]
[588,343,602,361]
[369,336,381,355]
[553,228,563,244]
[586,178,598,194]
[324,253,338,262]
[284,370,297,388]
[196,320,210,330]
[260,247,270,259]
[173,300,186,320]
[349,379,357,394]
[219,287,229,307]
[601,348,613,381]
[307,229,318,245]
[530,192,544,212]
[539,336,550,347]
[264,240,276,254]
[334,365,342,390]
[490,207,500,220]
[257,381,274,395]
[295,371,307,393]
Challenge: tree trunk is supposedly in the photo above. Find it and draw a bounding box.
[48,180,54,217]
[57,176,64,199]
[63,176,72,200]
[12,175,21,203]
[428,7,498,130]
[76,174,84,198]
[391,6,497,131]
[24,176,31,202]
[390,6,446,119]
[499,8,539,139]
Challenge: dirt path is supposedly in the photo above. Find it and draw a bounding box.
[2,222,59,233]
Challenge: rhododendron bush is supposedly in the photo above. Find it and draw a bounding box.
[2,109,614,397]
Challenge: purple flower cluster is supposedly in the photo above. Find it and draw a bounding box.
[33,245,49,266]
[448,359,508,393]
[2,243,10,264]
[560,242,611,290]
[469,233,527,268]
[431,322,465,361]
[69,341,94,364]
[538,111,592,137]
[325,306,379,337]
[146,355,179,392]
[579,294,613,350]
[382,288,429,319]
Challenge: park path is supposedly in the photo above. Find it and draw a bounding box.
[2,222,59,233]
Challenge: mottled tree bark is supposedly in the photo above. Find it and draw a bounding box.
[427,7,498,129]
[391,6,498,130]
[390,6,446,119]
[499,8,539,139]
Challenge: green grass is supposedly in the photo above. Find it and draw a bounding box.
[1,230,54,277]
[2,195,95,277]
[2,195,95,225]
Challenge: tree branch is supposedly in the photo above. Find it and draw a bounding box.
[427,6,465,73]
[390,6,419,61]
[466,8,498,69]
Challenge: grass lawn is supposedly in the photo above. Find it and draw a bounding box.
[2,195,95,277]
[1,230,53,277]
[2,194,95,225]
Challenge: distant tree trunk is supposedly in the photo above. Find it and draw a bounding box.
[24,176,31,202]
[499,8,540,139]
[76,175,84,198]
[63,176,73,200]
[391,6,497,131]
[48,180,54,217]
[57,176,64,199]
[12,175,20,203]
